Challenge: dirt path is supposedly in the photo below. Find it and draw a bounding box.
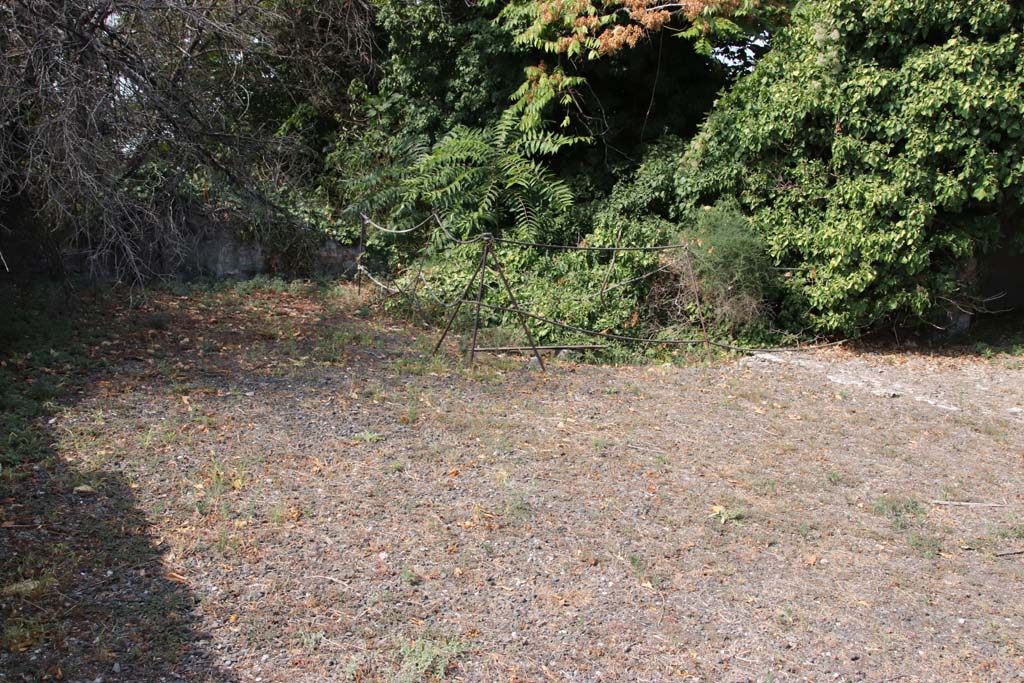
[3,286,1023,683]
[746,347,1024,417]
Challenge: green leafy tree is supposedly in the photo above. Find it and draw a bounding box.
[677,0,1024,334]
[489,0,786,133]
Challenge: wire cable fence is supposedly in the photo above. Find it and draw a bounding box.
[354,217,837,368]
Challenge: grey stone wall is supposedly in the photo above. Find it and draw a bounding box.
[182,224,360,280]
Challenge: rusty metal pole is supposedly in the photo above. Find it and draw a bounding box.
[432,245,487,357]
[488,244,545,372]
[468,240,490,366]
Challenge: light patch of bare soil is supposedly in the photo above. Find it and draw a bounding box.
[3,285,1023,683]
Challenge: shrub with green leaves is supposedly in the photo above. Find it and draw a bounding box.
[649,200,779,336]
[408,130,720,346]
[677,0,1024,335]
[688,201,777,316]
[404,212,668,346]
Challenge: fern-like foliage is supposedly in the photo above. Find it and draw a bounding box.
[405,122,576,245]
[494,109,587,155]
[325,132,430,233]
[327,113,579,254]
[505,63,589,132]
[485,0,779,132]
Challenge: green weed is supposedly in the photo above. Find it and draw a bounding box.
[297,629,326,652]
[709,505,747,525]
[395,636,466,683]
[997,523,1024,541]
[908,532,943,558]
[873,496,925,530]
[269,503,288,525]
[825,471,851,487]
[400,566,423,586]
[353,430,384,444]
[141,312,172,330]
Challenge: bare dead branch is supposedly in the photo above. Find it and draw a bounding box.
[0,0,378,283]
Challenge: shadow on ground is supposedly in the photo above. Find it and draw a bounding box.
[1,282,235,682]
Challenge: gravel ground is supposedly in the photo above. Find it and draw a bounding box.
[2,284,1023,683]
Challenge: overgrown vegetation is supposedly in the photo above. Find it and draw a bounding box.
[677,0,1024,335]
[3,0,1023,345]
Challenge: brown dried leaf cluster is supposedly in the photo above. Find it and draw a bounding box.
[539,0,749,55]
[598,24,648,53]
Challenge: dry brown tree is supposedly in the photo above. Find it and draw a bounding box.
[0,0,377,282]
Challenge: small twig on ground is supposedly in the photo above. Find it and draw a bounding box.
[309,575,351,586]
[626,442,667,455]
[995,549,1024,558]
[929,500,1008,508]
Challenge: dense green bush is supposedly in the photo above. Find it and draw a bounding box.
[677,0,1024,334]
[394,151,676,345]
[656,200,779,334]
